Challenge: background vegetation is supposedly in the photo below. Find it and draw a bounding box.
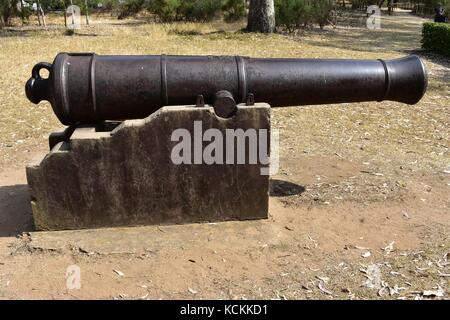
[422,21,450,56]
[1,0,450,30]
[275,0,334,31]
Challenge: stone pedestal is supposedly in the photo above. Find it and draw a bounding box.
[26,104,271,231]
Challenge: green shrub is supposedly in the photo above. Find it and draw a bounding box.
[113,0,240,24]
[275,0,333,32]
[311,0,333,30]
[422,22,450,57]
[99,0,118,11]
[275,0,310,32]
[149,0,181,22]
[118,0,146,19]
[180,0,222,22]
[65,28,76,36]
[222,0,246,22]
[149,0,221,22]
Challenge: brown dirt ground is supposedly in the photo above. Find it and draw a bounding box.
[0,12,449,299]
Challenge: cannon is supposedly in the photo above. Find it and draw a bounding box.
[25,53,428,125]
[24,53,429,230]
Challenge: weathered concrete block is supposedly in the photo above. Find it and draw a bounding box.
[27,104,271,230]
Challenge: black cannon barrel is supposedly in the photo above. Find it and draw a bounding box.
[25,53,428,125]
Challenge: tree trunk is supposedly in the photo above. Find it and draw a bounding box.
[36,0,42,26]
[63,0,67,27]
[20,0,25,25]
[1,0,13,26]
[70,0,75,26]
[40,5,47,27]
[246,0,275,33]
[85,0,89,25]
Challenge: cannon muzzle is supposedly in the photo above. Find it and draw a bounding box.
[25,53,428,125]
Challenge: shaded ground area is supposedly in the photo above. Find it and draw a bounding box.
[0,12,449,299]
[0,170,34,237]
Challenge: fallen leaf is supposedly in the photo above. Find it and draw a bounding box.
[382,241,395,255]
[438,270,450,277]
[318,281,333,295]
[188,287,198,294]
[389,285,406,296]
[361,170,384,176]
[301,284,312,291]
[315,276,330,283]
[416,266,430,271]
[157,226,166,233]
[378,287,387,296]
[139,293,149,300]
[362,264,382,289]
[113,269,124,277]
[422,286,445,297]
[342,288,351,294]
[275,291,287,300]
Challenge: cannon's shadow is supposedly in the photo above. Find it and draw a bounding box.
[270,179,306,197]
[0,184,35,237]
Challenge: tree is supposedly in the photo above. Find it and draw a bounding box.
[377,0,393,15]
[36,0,47,26]
[0,0,17,26]
[85,0,89,25]
[247,0,275,33]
